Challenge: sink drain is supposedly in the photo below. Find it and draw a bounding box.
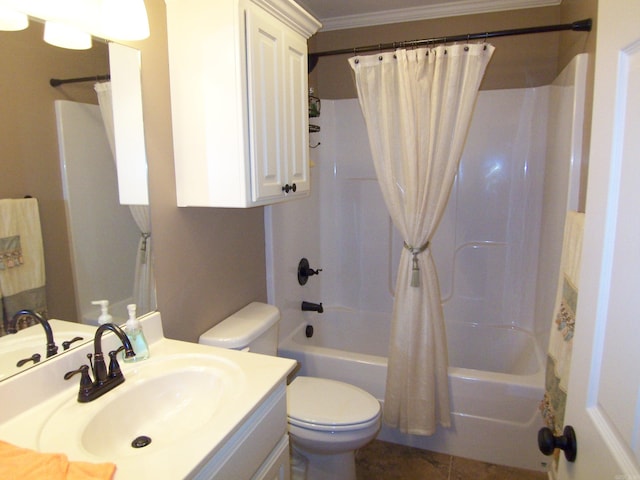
[131,435,152,448]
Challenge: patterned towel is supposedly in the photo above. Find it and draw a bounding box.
[0,198,47,335]
[540,211,584,457]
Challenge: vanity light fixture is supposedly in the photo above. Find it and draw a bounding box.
[0,0,150,44]
[44,20,92,50]
[100,0,149,41]
[0,5,28,31]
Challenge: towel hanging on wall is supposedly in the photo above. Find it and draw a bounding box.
[0,198,47,336]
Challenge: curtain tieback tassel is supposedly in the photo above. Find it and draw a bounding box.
[403,241,429,287]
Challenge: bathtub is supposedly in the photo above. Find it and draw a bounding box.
[278,307,549,472]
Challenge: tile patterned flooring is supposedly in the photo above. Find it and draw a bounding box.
[355,440,547,480]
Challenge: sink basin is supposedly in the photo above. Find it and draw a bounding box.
[38,353,246,460]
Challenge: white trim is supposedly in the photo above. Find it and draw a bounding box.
[317,0,561,32]
[251,0,321,37]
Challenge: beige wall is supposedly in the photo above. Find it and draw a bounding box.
[131,0,267,342]
[559,0,597,72]
[0,22,109,321]
[560,0,597,212]
[309,7,569,99]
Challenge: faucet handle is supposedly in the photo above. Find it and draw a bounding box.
[64,364,91,382]
[108,347,125,378]
[16,353,41,368]
[64,365,93,394]
[62,336,84,350]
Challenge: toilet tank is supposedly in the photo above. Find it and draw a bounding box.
[198,302,280,355]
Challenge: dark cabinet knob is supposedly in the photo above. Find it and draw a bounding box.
[282,183,298,194]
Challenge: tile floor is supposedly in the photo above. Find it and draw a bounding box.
[355,440,547,480]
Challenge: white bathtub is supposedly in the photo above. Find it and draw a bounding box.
[278,307,549,471]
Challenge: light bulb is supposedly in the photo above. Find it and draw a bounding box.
[0,6,28,31]
[100,0,149,41]
[44,20,92,50]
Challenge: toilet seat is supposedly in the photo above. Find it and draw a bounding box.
[287,377,381,432]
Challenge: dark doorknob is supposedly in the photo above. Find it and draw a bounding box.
[538,425,577,462]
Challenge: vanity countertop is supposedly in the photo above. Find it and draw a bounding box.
[0,312,296,479]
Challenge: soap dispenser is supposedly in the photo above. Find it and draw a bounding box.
[91,300,112,325]
[122,304,149,362]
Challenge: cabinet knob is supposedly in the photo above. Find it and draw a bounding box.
[282,183,297,194]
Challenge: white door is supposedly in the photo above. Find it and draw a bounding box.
[558,1,640,478]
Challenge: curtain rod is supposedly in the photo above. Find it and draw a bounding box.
[308,18,591,70]
[49,74,110,87]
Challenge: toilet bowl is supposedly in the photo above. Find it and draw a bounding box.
[287,376,381,480]
[198,302,381,480]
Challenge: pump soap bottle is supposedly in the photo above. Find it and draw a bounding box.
[122,304,150,362]
[91,300,112,325]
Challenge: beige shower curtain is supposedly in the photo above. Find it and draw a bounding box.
[349,43,494,434]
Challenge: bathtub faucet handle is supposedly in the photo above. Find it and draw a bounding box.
[298,258,323,285]
[301,301,324,313]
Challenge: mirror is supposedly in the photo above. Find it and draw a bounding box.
[0,21,155,380]
[0,318,97,381]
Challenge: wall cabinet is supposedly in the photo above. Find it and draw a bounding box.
[165,0,321,207]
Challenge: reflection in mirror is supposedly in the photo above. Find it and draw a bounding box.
[0,21,155,380]
[0,318,97,381]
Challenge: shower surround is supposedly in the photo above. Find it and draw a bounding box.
[266,54,587,470]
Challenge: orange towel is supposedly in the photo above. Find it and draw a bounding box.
[0,440,116,479]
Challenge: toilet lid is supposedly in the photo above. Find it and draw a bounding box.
[287,377,380,431]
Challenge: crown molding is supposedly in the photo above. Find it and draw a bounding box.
[252,0,322,37]
[318,0,561,32]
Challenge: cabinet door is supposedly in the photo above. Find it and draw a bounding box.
[283,29,310,196]
[251,435,290,480]
[246,5,286,202]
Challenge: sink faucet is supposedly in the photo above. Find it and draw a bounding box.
[64,323,136,403]
[8,309,58,358]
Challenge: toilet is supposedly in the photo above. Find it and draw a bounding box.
[198,302,381,480]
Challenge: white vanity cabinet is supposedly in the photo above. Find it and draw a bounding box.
[194,383,292,480]
[165,0,321,207]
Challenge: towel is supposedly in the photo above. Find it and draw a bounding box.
[0,440,116,479]
[540,211,584,462]
[0,198,47,336]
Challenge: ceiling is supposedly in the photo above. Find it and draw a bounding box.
[296,0,561,31]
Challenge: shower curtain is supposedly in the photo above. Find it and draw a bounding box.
[349,43,494,434]
[94,82,156,314]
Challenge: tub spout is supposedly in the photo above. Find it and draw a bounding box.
[301,301,323,313]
